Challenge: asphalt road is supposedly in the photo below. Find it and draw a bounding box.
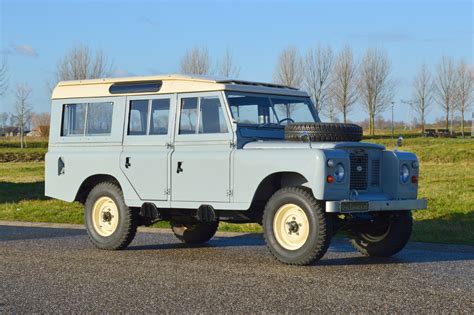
[1,222,473,313]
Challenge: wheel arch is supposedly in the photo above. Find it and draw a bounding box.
[247,171,314,217]
[75,174,123,204]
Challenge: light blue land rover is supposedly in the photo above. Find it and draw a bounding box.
[45,75,427,265]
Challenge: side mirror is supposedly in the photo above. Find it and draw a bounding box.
[395,136,404,151]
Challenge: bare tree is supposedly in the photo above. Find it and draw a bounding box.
[32,112,51,137]
[273,46,302,88]
[217,49,240,78]
[54,45,113,85]
[357,48,395,136]
[433,56,457,131]
[180,46,211,75]
[408,63,433,133]
[455,60,473,137]
[329,46,357,123]
[323,100,339,123]
[303,45,333,114]
[0,59,8,96]
[13,84,33,148]
[0,112,9,135]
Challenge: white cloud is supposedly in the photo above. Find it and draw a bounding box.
[112,69,134,77]
[13,44,38,58]
[137,16,159,27]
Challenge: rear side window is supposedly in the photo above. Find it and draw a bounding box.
[62,102,113,136]
[127,98,170,136]
[128,100,149,135]
[150,99,170,135]
[179,98,198,134]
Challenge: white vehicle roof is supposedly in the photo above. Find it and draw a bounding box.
[52,74,309,100]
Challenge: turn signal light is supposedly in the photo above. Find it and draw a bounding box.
[411,175,418,183]
[327,175,334,183]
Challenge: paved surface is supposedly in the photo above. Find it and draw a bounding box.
[1,222,473,313]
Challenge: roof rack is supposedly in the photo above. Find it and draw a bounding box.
[217,79,298,90]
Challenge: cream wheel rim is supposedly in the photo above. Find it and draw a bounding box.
[273,203,310,251]
[92,196,119,237]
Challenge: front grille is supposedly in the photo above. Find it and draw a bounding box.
[371,159,380,187]
[350,153,368,190]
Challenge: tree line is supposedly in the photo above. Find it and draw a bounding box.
[1,44,472,147]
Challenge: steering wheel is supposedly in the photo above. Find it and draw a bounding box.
[278,118,295,125]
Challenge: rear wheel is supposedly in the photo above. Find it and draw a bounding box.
[84,182,137,250]
[263,187,332,265]
[349,211,413,257]
[171,220,218,244]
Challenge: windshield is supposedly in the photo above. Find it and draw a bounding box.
[226,92,320,125]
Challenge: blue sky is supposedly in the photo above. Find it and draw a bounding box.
[0,0,472,122]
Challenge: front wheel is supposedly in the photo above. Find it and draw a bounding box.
[349,211,413,257]
[84,182,137,250]
[263,187,332,265]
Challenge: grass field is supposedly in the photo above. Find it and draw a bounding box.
[0,137,472,244]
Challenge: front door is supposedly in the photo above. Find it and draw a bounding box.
[171,92,233,203]
[120,94,175,200]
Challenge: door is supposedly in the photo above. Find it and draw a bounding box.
[171,92,234,203]
[120,94,175,200]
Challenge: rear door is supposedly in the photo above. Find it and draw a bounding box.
[120,94,175,200]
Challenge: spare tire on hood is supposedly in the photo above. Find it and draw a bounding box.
[285,122,363,142]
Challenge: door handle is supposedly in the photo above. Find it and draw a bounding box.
[125,157,131,169]
[177,161,183,173]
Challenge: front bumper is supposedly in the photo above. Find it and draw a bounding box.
[325,198,427,213]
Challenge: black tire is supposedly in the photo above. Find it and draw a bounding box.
[285,122,363,142]
[84,182,137,250]
[263,187,332,265]
[171,220,219,244]
[349,211,413,257]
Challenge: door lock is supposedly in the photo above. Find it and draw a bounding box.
[125,157,131,168]
[177,161,183,173]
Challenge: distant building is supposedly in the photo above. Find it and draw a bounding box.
[0,127,30,137]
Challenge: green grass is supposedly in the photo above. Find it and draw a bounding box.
[368,137,473,163]
[0,137,472,244]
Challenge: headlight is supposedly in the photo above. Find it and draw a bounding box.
[400,164,410,183]
[334,163,345,182]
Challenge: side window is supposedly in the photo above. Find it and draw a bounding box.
[179,98,198,134]
[61,102,113,137]
[127,98,170,136]
[199,96,228,134]
[150,99,170,135]
[128,100,148,135]
[179,95,228,135]
[62,104,86,136]
[86,102,113,135]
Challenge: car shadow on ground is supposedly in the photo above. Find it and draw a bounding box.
[2,225,473,266]
[128,233,474,265]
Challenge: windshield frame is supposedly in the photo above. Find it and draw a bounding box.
[224,91,320,126]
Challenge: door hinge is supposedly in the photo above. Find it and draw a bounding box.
[230,141,236,149]
[166,142,174,149]
[164,188,170,195]
[226,189,233,197]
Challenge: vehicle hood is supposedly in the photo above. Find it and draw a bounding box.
[242,140,385,150]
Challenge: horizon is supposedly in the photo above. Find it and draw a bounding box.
[0,0,472,124]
